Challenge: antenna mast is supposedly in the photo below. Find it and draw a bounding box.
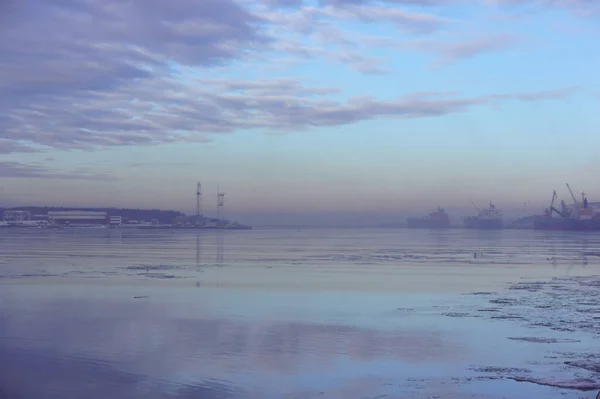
[196,181,202,224]
[217,185,225,220]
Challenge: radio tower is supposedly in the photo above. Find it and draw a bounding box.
[196,181,202,224]
[217,185,225,221]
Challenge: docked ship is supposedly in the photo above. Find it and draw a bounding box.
[407,207,450,228]
[534,184,600,231]
[463,202,502,229]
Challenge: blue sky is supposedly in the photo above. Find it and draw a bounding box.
[1,0,599,224]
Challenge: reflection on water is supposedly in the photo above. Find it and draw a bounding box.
[1,228,599,398]
[216,230,224,266]
[1,228,598,291]
[195,233,201,269]
[0,295,462,398]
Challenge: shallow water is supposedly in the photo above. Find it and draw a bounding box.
[1,228,599,398]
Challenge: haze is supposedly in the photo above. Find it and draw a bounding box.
[1,0,599,224]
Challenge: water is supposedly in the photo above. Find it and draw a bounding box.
[1,228,599,398]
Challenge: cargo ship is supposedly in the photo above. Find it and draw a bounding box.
[407,207,450,228]
[463,202,502,229]
[534,184,600,231]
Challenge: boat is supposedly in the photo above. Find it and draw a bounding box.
[506,215,537,229]
[464,202,502,229]
[534,185,600,231]
[534,217,600,230]
[407,207,450,228]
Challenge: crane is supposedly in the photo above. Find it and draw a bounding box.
[546,190,569,218]
[566,183,579,206]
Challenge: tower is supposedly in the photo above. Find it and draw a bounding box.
[196,181,202,224]
[217,185,225,221]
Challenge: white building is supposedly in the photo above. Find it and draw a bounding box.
[48,211,108,225]
[109,216,122,226]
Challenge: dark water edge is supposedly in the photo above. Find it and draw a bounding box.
[1,228,600,398]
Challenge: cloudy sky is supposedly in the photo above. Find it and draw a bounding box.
[1,0,599,224]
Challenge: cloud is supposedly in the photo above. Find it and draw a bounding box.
[267,39,389,73]
[2,64,574,150]
[404,35,520,68]
[0,141,42,154]
[490,87,577,101]
[261,0,305,7]
[196,78,341,96]
[0,162,117,181]
[255,1,450,73]
[318,0,450,5]
[315,5,450,33]
[330,52,390,74]
[488,0,586,7]
[0,0,576,153]
[258,89,573,129]
[1,67,573,150]
[485,0,600,15]
[126,161,193,168]
[0,0,270,92]
[0,0,278,150]
[261,4,449,34]
[317,0,600,15]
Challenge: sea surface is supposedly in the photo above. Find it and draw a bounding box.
[1,227,600,398]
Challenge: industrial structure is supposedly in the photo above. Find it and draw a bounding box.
[0,182,250,229]
[109,216,122,226]
[534,183,600,230]
[196,181,203,224]
[407,207,450,229]
[217,185,225,221]
[3,210,32,223]
[48,211,108,225]
[464,202,503,229]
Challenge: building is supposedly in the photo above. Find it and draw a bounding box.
[48,211,108,225]
[3,210,32,222]
[109,216,122,226]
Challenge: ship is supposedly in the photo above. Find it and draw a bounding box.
[463,202,502,229]
[407,207,450,228]
[534,184,600,231]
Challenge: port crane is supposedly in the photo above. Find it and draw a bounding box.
[546,184,590,219]
[545,190,570,218]
[565,183,591,218]
[566,183,579,207]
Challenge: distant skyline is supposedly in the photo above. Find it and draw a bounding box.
[1,0,599,224]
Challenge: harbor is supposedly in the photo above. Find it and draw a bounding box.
[0,182,251,230]
[407,183,600,231]
[3,182,600,232]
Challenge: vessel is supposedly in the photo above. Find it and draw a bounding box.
[407,207,450,228]
[463,202,502,229]
[534,185,600,231]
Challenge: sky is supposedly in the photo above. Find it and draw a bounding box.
[1,0,599,225]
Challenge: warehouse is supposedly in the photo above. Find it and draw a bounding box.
[48,211,108,225]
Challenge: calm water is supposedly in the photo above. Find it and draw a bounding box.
[1,228,600,398]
